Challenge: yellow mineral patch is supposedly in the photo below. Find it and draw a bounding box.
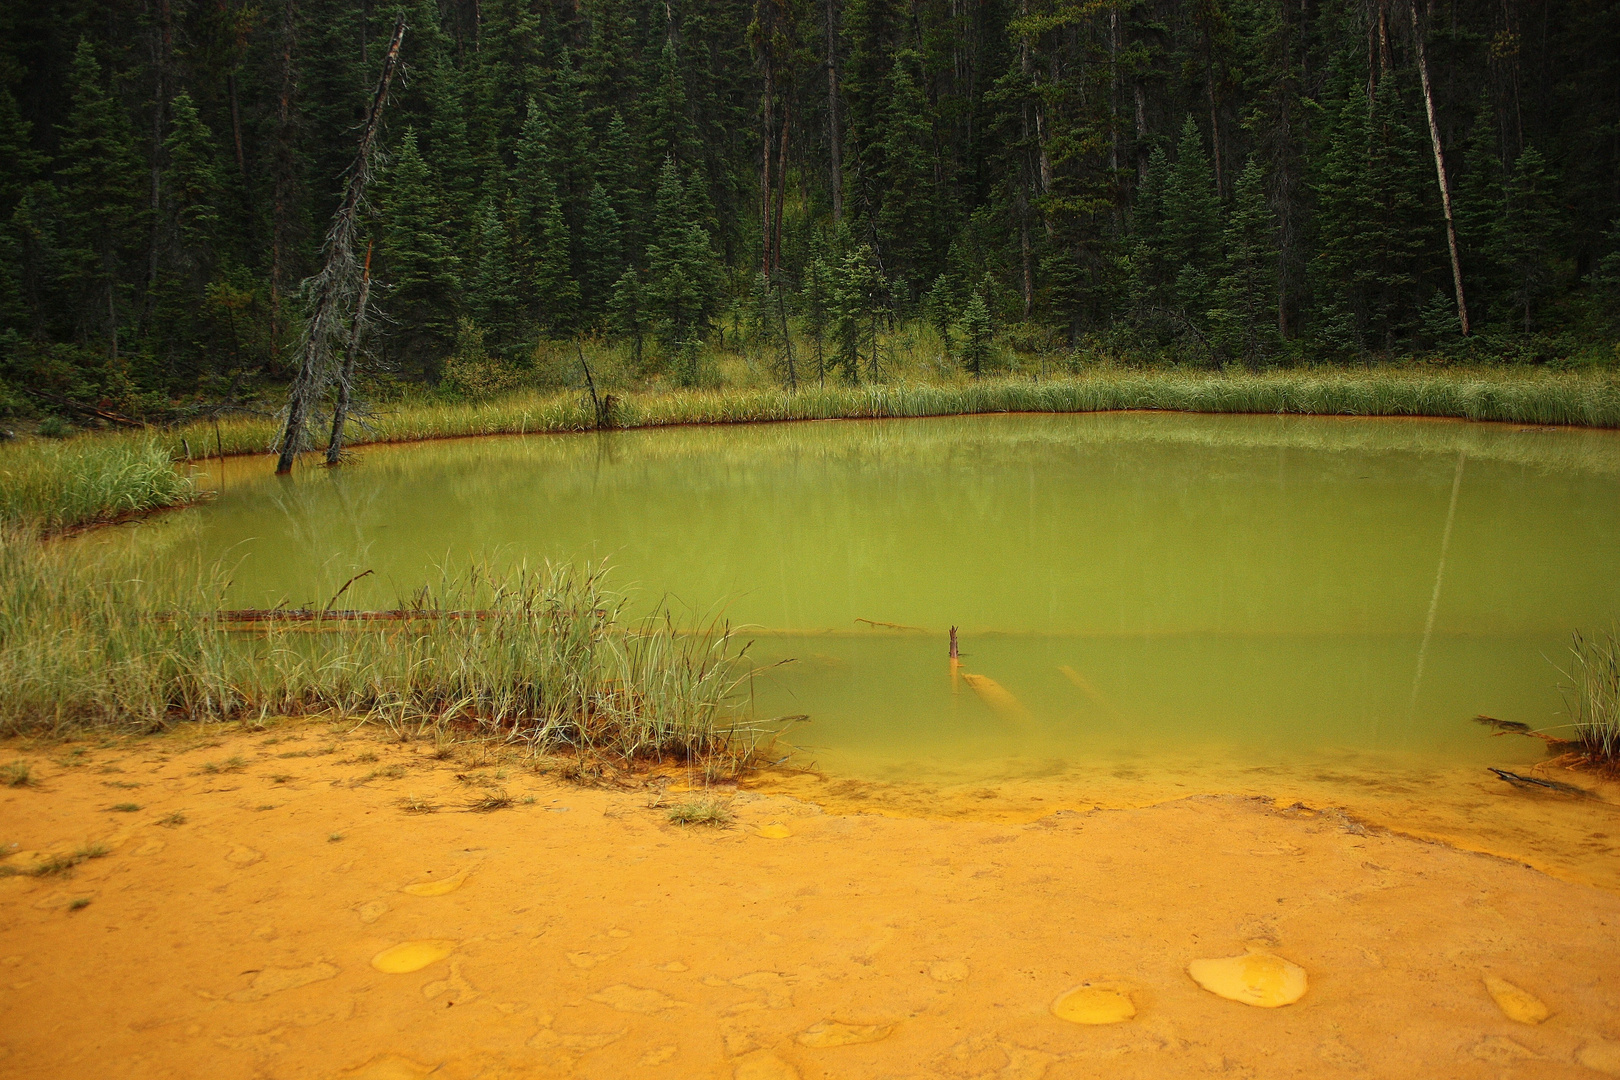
[1051,983,1136,1025]
[757,824,792,839]
[796,1020,892,1047]
[960,673,1029,722]
[1187,952,1307,1008]
[370,939,457,974]
[1577,1038,1620,1076]
[400,869,469,896]
[1483,975,1550,1024]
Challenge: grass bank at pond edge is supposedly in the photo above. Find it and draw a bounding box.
[5,367,1618,534]
[0,541,769,767]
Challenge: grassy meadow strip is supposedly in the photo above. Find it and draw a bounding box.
[0,536,767,764]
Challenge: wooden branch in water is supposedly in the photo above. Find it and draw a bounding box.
[1487,767,1593,798]
[854,618,927,632]
[1473,715,1569,746]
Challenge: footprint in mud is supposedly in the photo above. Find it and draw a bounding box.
[400,869,470,897]
[928,960,970,983]
[1187,952,1307,1008]
[1578,1038,1620,1076]
[340,1054,442,1080]
[355,900,389,924]
[371,940,457,974]
[422,960,480,1005]
[1483,975,1550,1024]
[528,1012,627,1057]
[756,824,792,839]
[228,962,339,1002]
[797,1021,893,1047]
[588,985,684,1014]
[1050,983,1136,1025]
[226,845,263,868]
[733,1051,799,1080]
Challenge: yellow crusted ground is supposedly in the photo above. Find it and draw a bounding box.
[2,721,1619,1079]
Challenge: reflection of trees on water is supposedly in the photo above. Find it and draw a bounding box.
[259,466,385,609]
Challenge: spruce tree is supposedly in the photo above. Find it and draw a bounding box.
[1360,85,1438,351]
[0,87,42,219]
[957,291,992,377]
[57,39,144,361]
[830,242,883,381]
[513,99,579,332]
[380,129,462,378]
[1162,116,1223,318]
[581,181,624,320]
[1208,157,1279,366]
[609,266,646,368]
[802,256,832,385]
[922,272,954,358]
[650,38,703,171]
[876,50,942,281]
[468,197,523,352]
[1494,145,1562,332]
[644,157,720,347]
[1454,92,1506,328]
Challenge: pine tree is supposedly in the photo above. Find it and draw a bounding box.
[57,39,145,361]
[379,129,462,378]
[0,87,43,219]
[1360,85,1439,351]
[163,92,224,274]
[1208,157,1278,366]
[1454,92,1506,328]
[1494,145,1562,332]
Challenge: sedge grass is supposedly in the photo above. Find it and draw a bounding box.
[0,529,771,769]
[1563,625,1620,762]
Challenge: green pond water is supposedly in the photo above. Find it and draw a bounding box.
[113,412,1620,790]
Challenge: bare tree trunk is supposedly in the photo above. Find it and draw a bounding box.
[275,15,405,475]
[326,239,373,464]
[772,100,790,277]
[228,72,247,179]
[761,50,775,277]
[825,0,843,222]
[776,283,797,391]
[1409,0,1471,335]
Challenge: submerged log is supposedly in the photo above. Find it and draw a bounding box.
[1487,767,1593,798]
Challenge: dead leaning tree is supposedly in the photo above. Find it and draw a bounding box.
[273,14,406,475]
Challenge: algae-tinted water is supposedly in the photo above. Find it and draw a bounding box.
[116,413,1620,785]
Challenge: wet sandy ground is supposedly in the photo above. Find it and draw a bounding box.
[3,722,1620,1080]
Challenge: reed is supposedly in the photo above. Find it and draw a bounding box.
[0,436,195,532]
[0,533,769,766]
[1563,626,1620,762]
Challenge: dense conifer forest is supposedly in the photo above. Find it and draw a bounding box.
[1,0,1618,418]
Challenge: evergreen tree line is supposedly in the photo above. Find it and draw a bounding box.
[2,0,1617,412]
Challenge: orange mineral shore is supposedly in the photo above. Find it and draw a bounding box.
[2,723,1619,1079]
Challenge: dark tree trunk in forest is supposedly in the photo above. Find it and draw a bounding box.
[142,0,174,329]
[1410,0,1471,335]
[275,15,405,475]
[825,0,842,222]
[271,0,299,343]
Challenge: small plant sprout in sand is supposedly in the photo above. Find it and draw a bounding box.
[157,811,187,827]
[467,788,513,812]
[2,761,34,787]
[398,795,437,814]
[108,803,141,812]
[68,898,91,912]
[667,796,733,827]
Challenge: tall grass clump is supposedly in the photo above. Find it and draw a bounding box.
[1563,625,1620,763]
[0,533,767,767]
[0,436,195,532]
